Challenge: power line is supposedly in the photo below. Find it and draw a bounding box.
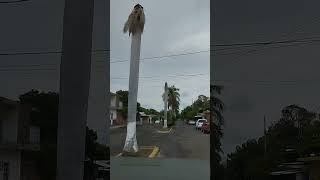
[212,79,320,86]
[111,73,208,80]
[214,40,320,68]
[110,50,210,63]
[213,40,317,56]
[0,39,316,69]
[0,37,319,67]
[0,49,110,56]
[214,15,320,65]
[211,37,320,47]
[0,0,29,3]
[110,37,320,63]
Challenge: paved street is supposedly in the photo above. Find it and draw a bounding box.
[110,120,210,160]
[110,121,210,179]
[110,157,210,180]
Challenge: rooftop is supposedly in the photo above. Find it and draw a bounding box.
[0,97,18,107]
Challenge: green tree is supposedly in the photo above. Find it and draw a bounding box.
[167,85,180,122]
[210,85,225,180]
[181,105,197,120]
[116,90,154,119]
[19,90,59,180]
[225,104,320,180]
[116,90,129,119]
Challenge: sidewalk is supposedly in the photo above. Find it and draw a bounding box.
[110,157,210,180]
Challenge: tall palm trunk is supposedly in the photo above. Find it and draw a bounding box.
[123,32,141,152]
[122,4,145,153]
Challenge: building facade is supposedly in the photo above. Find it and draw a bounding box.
[110,92,124,126]
[0,97,40,180]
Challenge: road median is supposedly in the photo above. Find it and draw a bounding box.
[157,127,173,133]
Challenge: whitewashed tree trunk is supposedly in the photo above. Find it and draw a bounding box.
[123,33,142,152]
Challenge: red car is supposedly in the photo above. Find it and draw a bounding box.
[201,122,210,134]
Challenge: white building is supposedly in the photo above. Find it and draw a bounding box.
[110,92,123,126]
[0,97,40,180]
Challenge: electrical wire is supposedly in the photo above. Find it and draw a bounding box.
[0,0,29,4]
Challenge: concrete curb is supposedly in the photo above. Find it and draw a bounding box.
[114,146,160,159]
[110,125,126,130]
[115,153,123,157]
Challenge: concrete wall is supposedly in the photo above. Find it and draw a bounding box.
[0,150,21,180]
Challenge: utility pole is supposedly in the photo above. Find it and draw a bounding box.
[163,82,168,128]
[264,115,267,156]
[56,0,94,179]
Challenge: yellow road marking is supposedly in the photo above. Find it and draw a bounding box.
[148,146,160,158]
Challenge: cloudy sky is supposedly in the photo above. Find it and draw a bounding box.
[2,0,320,156]
[110,0,210,111]
[0,0,209,144]
[213,0,320,155]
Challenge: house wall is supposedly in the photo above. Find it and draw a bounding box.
[309,161,320,180]
[0,106,18,144]
[0,150,21,180]
[115,113,126,126]
[110,95,117,108]
[141,116,150,124]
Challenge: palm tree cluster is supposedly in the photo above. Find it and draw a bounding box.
[162,85,181,122]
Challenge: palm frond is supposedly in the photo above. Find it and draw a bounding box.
[212,97,224,112]
[211,85,224,95]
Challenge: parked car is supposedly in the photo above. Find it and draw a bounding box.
[201,122,210,134]
[155,120,160,124]
[195,119,207,130]
[188,120,196,125]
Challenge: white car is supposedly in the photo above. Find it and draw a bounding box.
[155,120,160,124]
[195,119,207,130]
[188,120,196,125]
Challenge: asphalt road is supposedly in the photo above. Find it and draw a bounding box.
[110,120,210,160]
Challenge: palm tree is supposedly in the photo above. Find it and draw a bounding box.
[211,85,224,127]
[167,85,180,119]
[210,85,225,180]
[122,4,145,153]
